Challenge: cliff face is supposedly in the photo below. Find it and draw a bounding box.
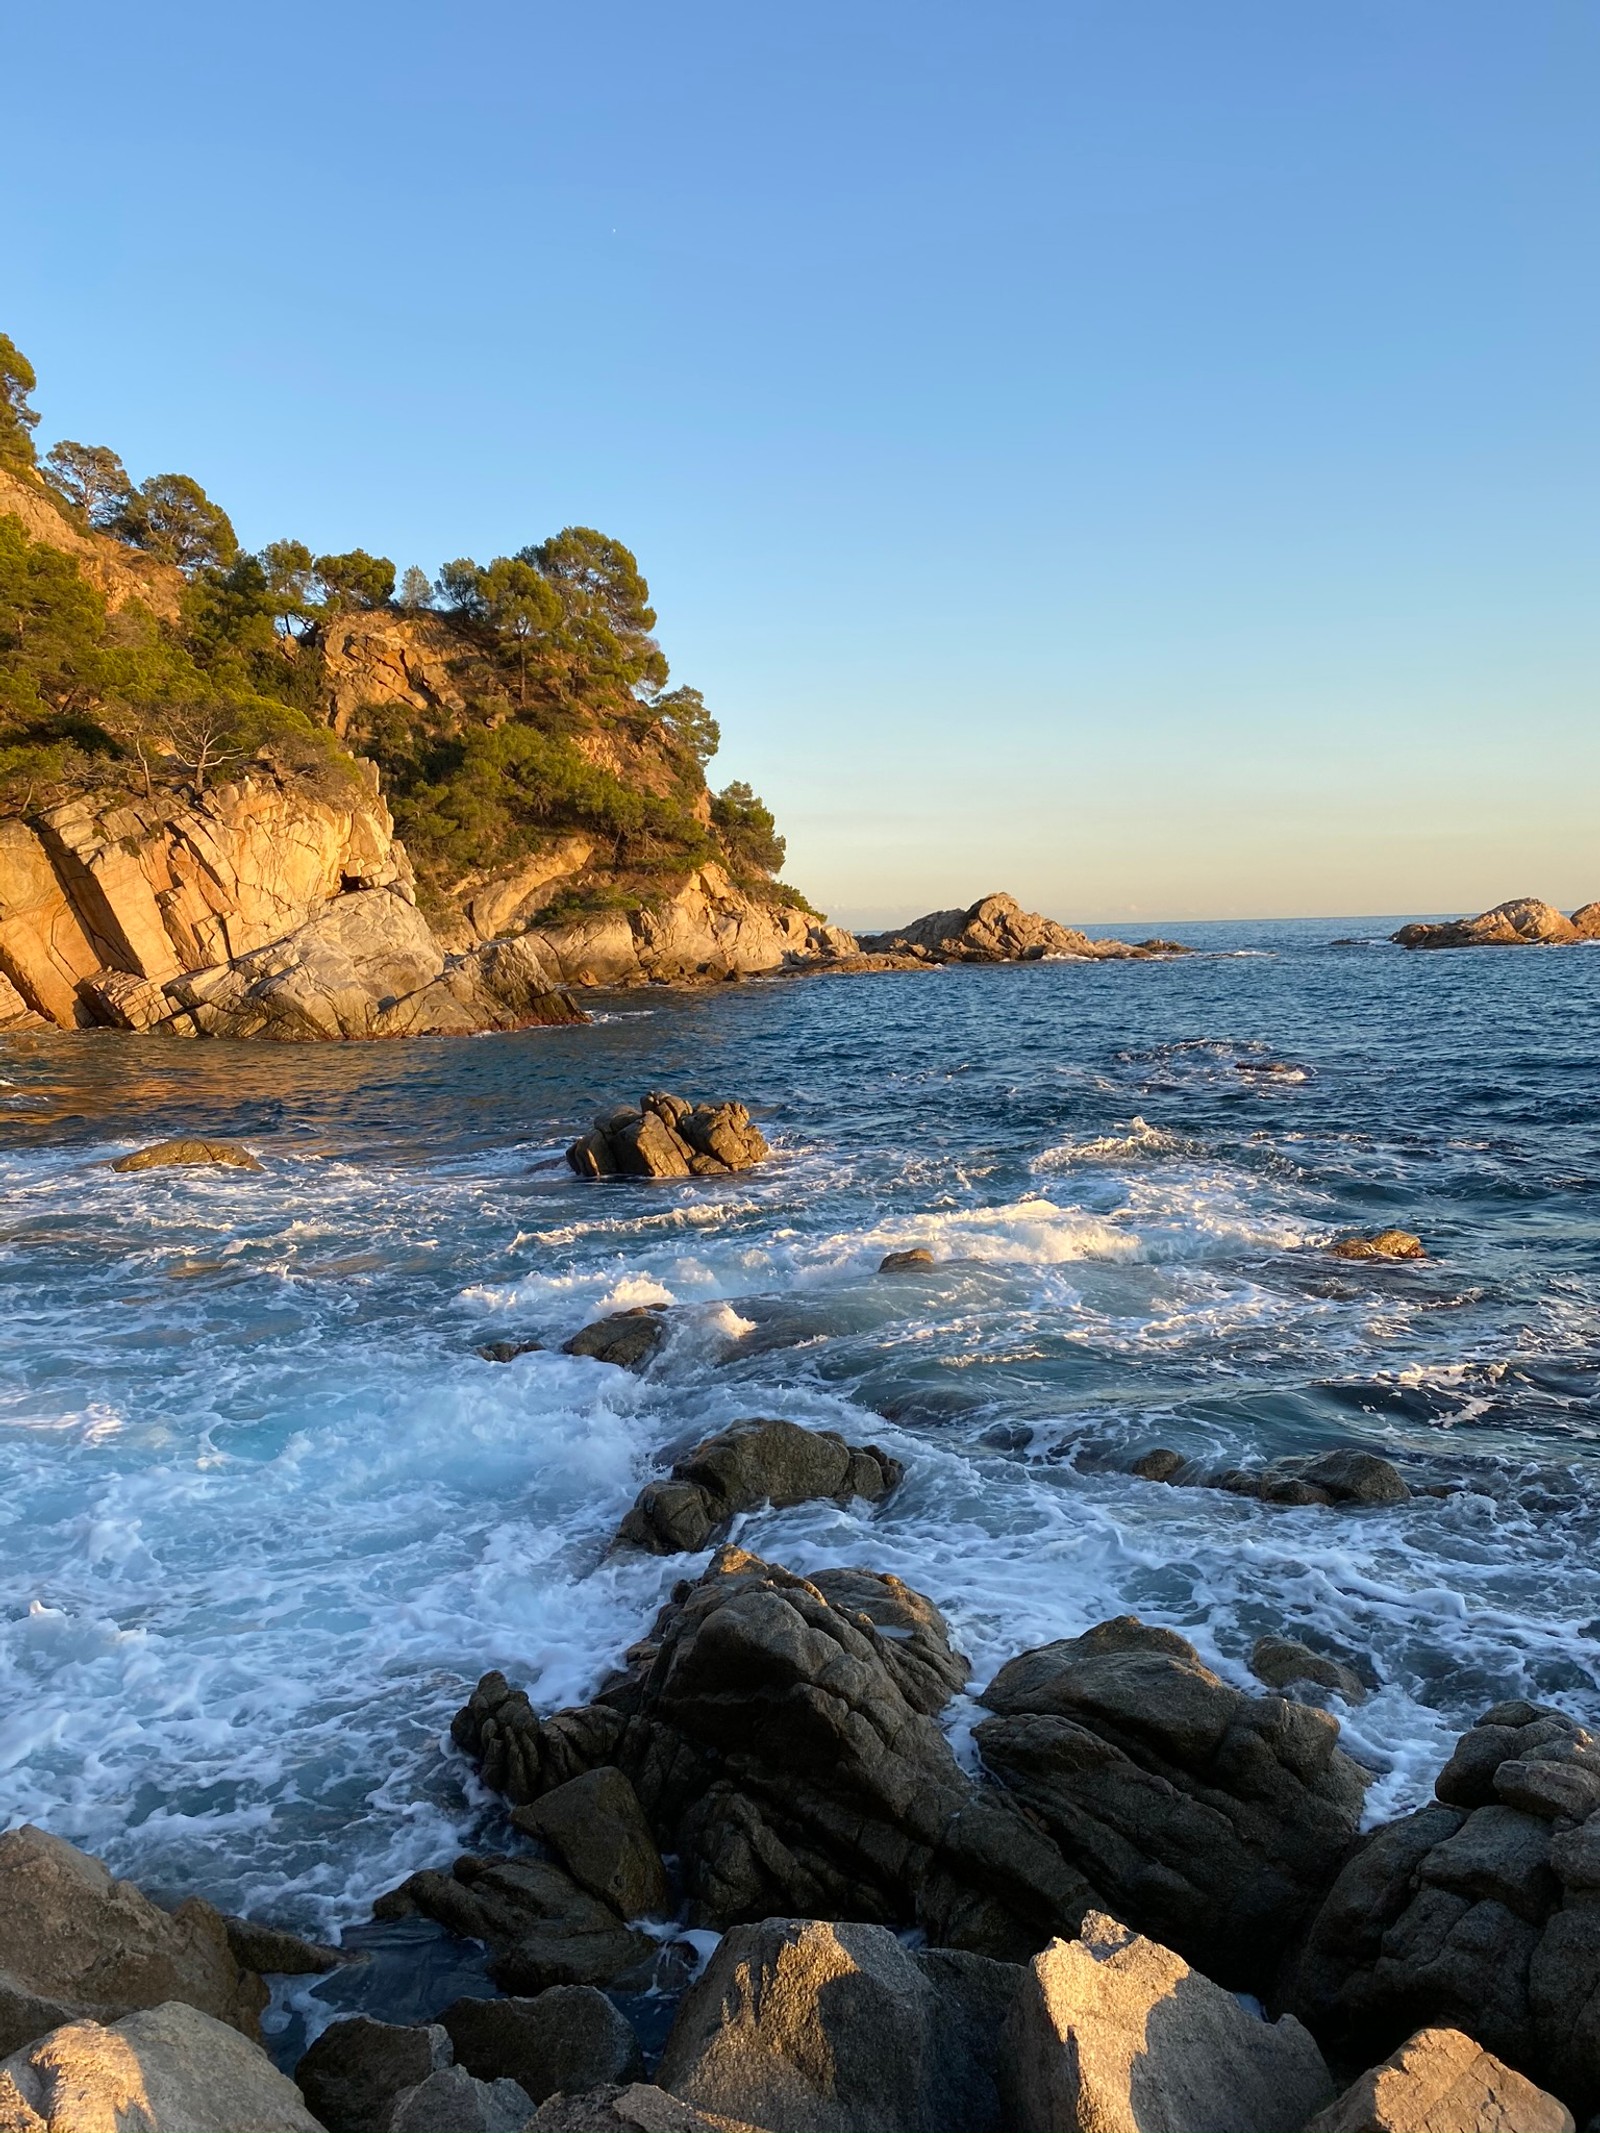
[0,493,858,1039]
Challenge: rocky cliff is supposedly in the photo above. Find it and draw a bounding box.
[0,471,862,1037]
[0,765,586,1038]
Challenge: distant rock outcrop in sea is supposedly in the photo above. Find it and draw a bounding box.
[858,892,1190,964]
[1393,896,1600,950]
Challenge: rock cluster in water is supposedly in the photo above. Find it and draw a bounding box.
[567,1093,769,1179]
[612,1418,903,1553]
[1393,896,1600,950]
[858,891,1191,963]
[4,1623,1592,2130]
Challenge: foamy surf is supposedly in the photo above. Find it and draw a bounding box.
[0,918,1597,1951]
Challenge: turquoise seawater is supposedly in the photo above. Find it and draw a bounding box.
[3,920,1598,1966]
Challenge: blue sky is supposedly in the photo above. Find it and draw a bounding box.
[6,1,1596,923]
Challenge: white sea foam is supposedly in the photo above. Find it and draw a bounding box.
[2,955,1597,1947]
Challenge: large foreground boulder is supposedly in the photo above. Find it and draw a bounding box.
[973,1616,1369,1994]
[452,1548,1089,1957]
[0,1827,266,2046]
[0,2001,324,2133]
[1003,1912,1333,2133]
[1291,1700,1600,2118]
[1392,898,1600,950]
[858,893,1189,963]
[614,1419,903,1554]
[568,1094,768,1180]
[1305,2026,1574,2133]
[656,1916,1019,2133]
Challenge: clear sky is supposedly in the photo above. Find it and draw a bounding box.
[6,1,1596,925]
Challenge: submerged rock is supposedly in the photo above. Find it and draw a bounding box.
[561,1310,667,1371]
[1330,1229,1427,1261]
[567,1093,769,1180]
[451,1548,1086,1958]
[1003,1911,1333,2133]
[656,1916,1019,2133]
[111,1137,262,1173]
[1133,1446,1411,1511]
[1129,1447,1187,1482]
[1292,1700,1600,2118]
[0,2001,324,2133]
[613,1418,903,1554]
[1305,2025,1574,2133]
[477,1339,544,1363]
[858,893,1190,964]
[975,1614,1369,1994]
[1250,1636,1368,1704]
[0,1826,266,2043]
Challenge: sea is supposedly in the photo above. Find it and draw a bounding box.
[3,918,1598,2042]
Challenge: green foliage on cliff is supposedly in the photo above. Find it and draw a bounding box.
[0,328,803,910]
[0,337,40,471]
[0,514,352,808]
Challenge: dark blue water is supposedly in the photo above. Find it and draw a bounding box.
[2,919,1597,1989]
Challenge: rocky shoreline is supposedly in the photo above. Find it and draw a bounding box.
[3,1528,1588,2130]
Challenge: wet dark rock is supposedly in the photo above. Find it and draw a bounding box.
[1291,1701,1600,2117]
[1130,1447,1187,1482]
[613,1419,903,1555]
[878,1249,936,1273]
[562,1311,667,1372]
[219,1914,345,1975]
[478,1339,544,1363]
[655,1915,1021,2133]
[1250,1637,1368,1704]
[568,1094,768,1181]
[442,1986,644,2105]
[974,1614,1369,1995]
[452,1548,1088,1959]
[511,1767,670,1917]
[294,2014,450,2133]
[375,1857,653,1995]
[111,1137,263,1173]
[1329,1230,1427,1261]
[1301,1449,1411,1505]
[1193,1448,1410,1510]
